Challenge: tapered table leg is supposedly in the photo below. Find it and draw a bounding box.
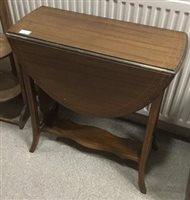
[138,93,163,194]
[23,74,40,153]
[18,104,29,129]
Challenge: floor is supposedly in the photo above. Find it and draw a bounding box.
[1,110,190,200]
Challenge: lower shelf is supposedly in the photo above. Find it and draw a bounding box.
[0,97,29,129]
[44,118,142,162]
[0,72,21,102]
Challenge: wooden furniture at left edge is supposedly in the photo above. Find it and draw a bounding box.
[0,0,29,128]
[7,6,187,193]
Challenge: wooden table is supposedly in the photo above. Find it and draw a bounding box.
[7,6,187,194]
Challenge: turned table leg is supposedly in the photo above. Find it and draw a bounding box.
[138,93,163,194]
[23,74,40,153]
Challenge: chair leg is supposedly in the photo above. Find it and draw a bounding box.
[138,93,163,194]
[23,74,40,153]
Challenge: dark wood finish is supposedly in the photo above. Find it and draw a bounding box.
[22,75,40,152]
[0,0,28,104]
[18,104,29,129]
[0,103,29,129]
[0,33,11,58]
[9,53,17,76]
[0,0,13,32]
[0,1,28,98]
[7,38,173,118]
[37,88,58,126]
[0,72,21,102]
[12,53,28,104]
[45,118,141,162]
[8,6,187,71]
[138,93,163,193]
[0,0,29,128]
[7,6,187,193]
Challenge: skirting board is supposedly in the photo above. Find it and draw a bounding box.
[123,113,190,142]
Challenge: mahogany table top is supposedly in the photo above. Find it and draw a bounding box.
[8,6,187,73]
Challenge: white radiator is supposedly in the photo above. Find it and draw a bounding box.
[7,0,190,129]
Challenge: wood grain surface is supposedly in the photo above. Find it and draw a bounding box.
[7,6,187,72]
[6,6,188,194]
[0,72,21,102]
[0,0,13,32]
[45,118,141,162]
[8,38,173,117]
[0,33,11,58]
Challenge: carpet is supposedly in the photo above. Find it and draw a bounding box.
[1,111,190,200]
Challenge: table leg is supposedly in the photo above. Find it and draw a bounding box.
[37,88,58,125]
[138,93,163,194]
[18,104,29,129]
[23,74,40,153]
